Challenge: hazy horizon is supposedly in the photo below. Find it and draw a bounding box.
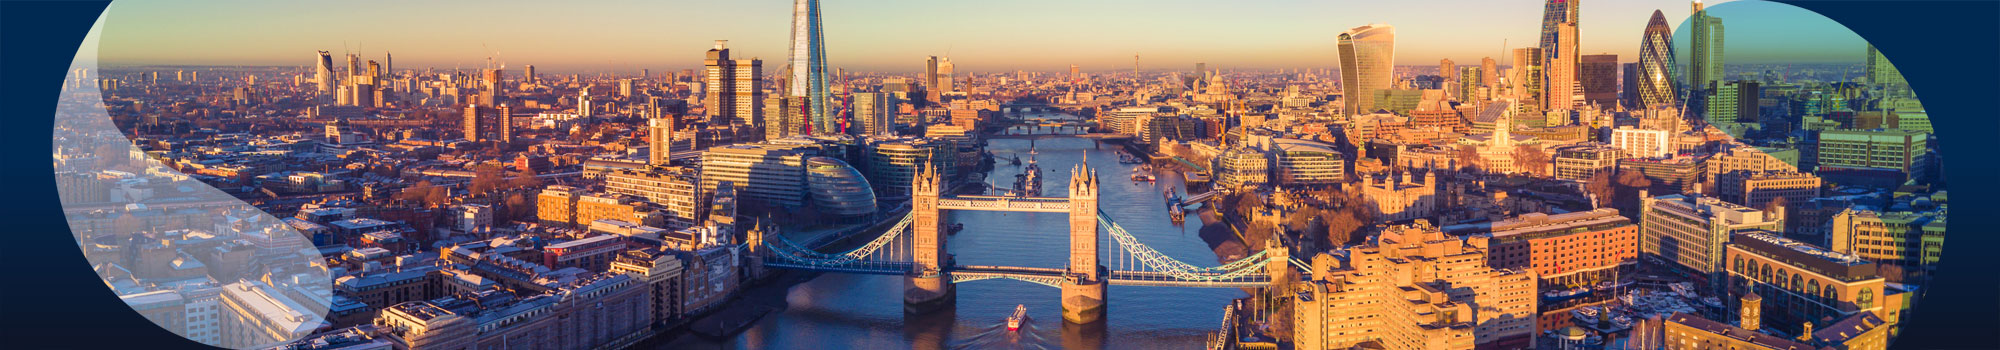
[91,0,1869,74]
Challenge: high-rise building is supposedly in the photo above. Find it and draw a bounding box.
[1621,62,1642,110]
[1544,22,1581,111]
[1538,0,1581,112]
[703,40,764,126]
[649,114,677,165]
[1637,10,1678,110]
[315,51,335,93]
[1688,0,1726,94]
[1456,66,1484,101]
[925,56,942,103]
[1481,57,1500,91]
[1580,54,1618,108]
[1438,58,1455,85]
[1865,44,1907,93]
[1337,24,1395,117]
[788,0,831,134]
[463,104,484,142]
[937,57,956,94]
[1706,80,1759,125]
[1511,47,1545,110]
[852,92,897,136]
[524,65,537,84]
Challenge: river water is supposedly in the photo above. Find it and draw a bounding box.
[654,116,1247,349]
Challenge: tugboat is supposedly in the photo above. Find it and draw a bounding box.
[1007,304,1027,332]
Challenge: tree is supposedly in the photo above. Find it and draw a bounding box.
[468,164,504,196]
[425,186,450,208]
[1512,144,1549,176]
[1455,145,1482,173]
[508,167,544,190]
[503,193,533,223]
[1585,171,1616,208]
[397,181,436,203]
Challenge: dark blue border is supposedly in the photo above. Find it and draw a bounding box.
[0,1,1992,349]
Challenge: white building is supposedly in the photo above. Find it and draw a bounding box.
[1610,126,1672,159]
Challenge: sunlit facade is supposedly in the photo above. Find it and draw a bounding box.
[1338,24,1395,117]
[1637,10,1678,110]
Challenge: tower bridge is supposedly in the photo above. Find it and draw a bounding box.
[755,164,1305,324]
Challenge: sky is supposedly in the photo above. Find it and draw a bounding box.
[91,0,1867,73]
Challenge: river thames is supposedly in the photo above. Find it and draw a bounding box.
[654,117,1250,349]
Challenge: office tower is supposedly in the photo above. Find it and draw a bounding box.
[764,96,806,140]
[788,0,831,134]
[649,114,676,165]
[1621,62,1641,109]
[641,68,651,80]
[1637,10,1678,110]
[354,83,374,108]
[524,65,536,84]
[1706,80,1759,125]
[1455,66,1484,101]
[1481,57,1499,90]
[1438,58,1454,82]
[1337,24,1395,117]
[365,61,380,86]
[852,92,896,136]
[497,104,513,143]
[1580,54,1618,107]
[925,56,941,103]
[1689,0,1725,93]
[619,79,636,98]
[481,68,503,92]
[1545,22,1580,111]
[1866,44,1907,93]
[463,104,484,142]
[937,57,956,94]
[1511,47,1545,109]
[1195,62,1206,76]
[1538,0,1581,107]
[1069,64,1080,80]
[315,51,335,93]
[703,41,765,126]
[346,54,360,80]
[385,52,392,78]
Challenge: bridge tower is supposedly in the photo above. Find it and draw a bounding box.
[1264,236,1296,297]
[905,163,953,312]
[1062,165,1108,323]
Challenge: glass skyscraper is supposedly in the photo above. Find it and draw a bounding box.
[1688,0,1725,94]
[1538,0,1580,111]
[789,0,832,135]
[1637,9,1678,110]
[1338,24,1395,117]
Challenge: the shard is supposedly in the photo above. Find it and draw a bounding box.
[788,0,832,134]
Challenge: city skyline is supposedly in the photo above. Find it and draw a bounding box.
[94,0,1866,73]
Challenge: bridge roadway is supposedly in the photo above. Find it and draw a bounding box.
[763,261,1276,289]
